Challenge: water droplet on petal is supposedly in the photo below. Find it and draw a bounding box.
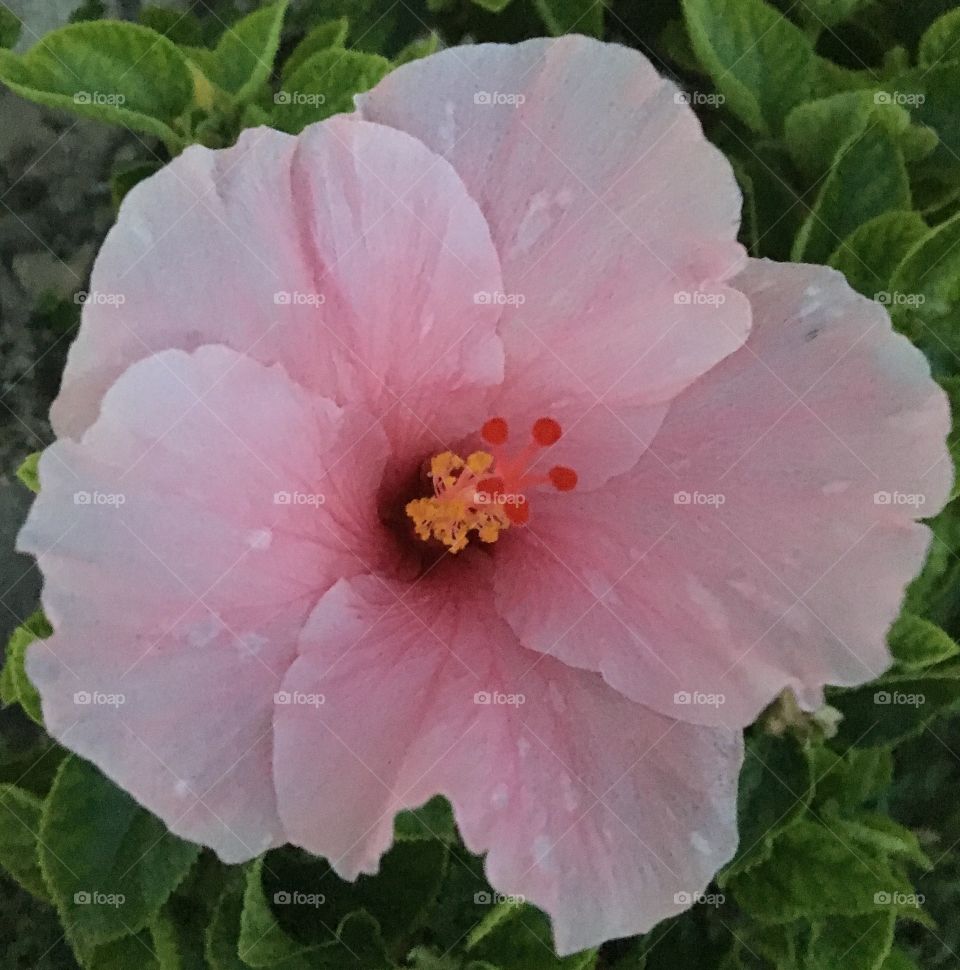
[533,835,554,869]
[187,613,224,648]
[690,831,711,854]
[246,528,273,551]
[822,480,851,495]
[560,773,580,812]
[549,681,567,713]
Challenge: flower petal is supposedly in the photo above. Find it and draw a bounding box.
[359,36,751,485]
[21,344,391,860]
[272,561,742,954]
[51,119,504,470]
[493,260,952,726]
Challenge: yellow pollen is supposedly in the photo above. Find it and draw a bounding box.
[406,449,510,553]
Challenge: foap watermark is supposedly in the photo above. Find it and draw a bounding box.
[473,90,526,106]
[874,890,924,907]
[74,690,125,708]
[74,490,125,507]
[274,90,326,106]
[473,490,526,508]
[74,91,126,107]
[74,891,126,908]
[674,490,725,508]
[674,290,726,307]
[474,890,526,905]
[874,90,925,107]
[274,690,325,708]
[75,290,125,306]
[274,290,325,307]
[674,690,726,709]
[273,890,326,907]
[874,690,925,708]
[874,291,926,308]
[873,490,925,509]
[474,690,525,707]
[674,890,725,907]
[474,290,526,306]
[673,90,726,107]
[274,491,325,507]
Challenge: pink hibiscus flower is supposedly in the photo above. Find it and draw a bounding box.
[19,36,950,954]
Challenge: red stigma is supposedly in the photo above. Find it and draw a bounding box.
[481,417,509,446]
[532,417,562,446]
[549,466,578,491]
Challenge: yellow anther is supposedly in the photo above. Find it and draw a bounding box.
[466,451,493,475]
[406,449,509,553]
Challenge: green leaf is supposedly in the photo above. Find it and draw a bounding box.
[1,609,51,726]
[881,948,922,970]
[281,18,349,81]
[239,856,390,968]
[0,21,192,146]
[394,794,456,843]
[792,126,910,264]
[795,0,872,30]
[729,922,802,969]
[204,1,289,103]
[720,732,813,881]
[940,376,960,497]
[15,451,40,493]
[827,210,929,299]
[467,902,596,969]
[918,8,960,68]
[205,889,247,970]
[139,6,204,47]
[784,92,936,179]
[0,784,49,899]
[426,843,496,953]
[888,64,960,180]
[269,840,447,946]
[806,912,896,970]
[110,160,163,209]
[727,146,804,260]
[843,812,931,870]
[394,32,440,67]
[472,0,516,11]
[682,0,819,134]
[272,48,390,133]
[829,663,960,748]
[809,746,893,813]
[904,501,960,630]
[659,18,702,75]
[727,816,914,922]
[70,0,107,23]
[0,6,21,49]
[151,894,208,970]
[38,756,200,949]
[533,0,603,36]
[888,210,960,377]
[179,45,221,81]
[887,612,959,670]
[409,946,493,970]
[83,931,161,970]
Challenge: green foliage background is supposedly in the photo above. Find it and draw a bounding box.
[2,0,960,967]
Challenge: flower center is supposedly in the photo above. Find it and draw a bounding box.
[405,417,577,553]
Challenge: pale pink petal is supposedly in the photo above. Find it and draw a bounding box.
[359,36,751,486]
[51,119,504,470]
[493,260,951,726]
[272,562,742,954]
[21,345,392,860]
